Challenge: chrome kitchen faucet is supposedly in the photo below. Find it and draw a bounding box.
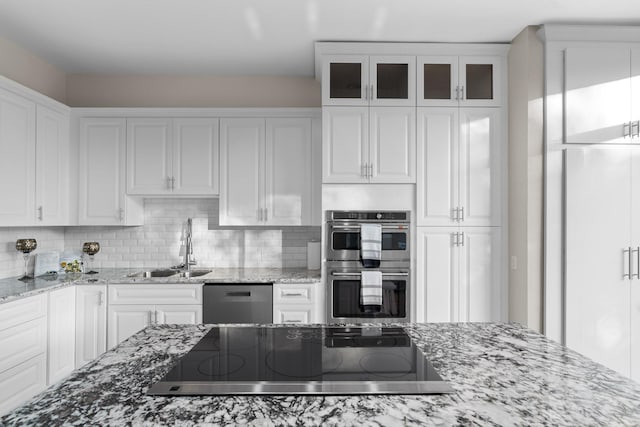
[184,218,196,271]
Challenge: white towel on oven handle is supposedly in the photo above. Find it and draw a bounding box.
[360,223,381,264]
[360,270,383,307]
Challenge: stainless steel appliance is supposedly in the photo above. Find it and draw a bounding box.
[203,283,273,323]
[147,325,453,395]
[326,211,410,262]
[326,210,411,323]
[327,260,409,322]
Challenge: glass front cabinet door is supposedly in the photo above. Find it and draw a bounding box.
[417,56,501,107]
[322,55,415,106]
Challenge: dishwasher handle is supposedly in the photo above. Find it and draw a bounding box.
[225,291,251,297]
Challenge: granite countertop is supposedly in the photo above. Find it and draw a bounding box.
[0,268,321,304]
[2,322,639,426]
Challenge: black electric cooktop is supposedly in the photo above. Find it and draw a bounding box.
[147,326,453,395]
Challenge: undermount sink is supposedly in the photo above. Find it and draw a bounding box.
[127,269,212,279]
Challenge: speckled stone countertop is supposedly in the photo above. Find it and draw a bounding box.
[2,322,640,426]
[0,268,321,304]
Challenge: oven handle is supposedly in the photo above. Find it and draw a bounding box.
[331,272,409,277]
[330,225,408,231]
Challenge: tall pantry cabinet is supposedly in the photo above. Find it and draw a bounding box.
[317,43,507,323]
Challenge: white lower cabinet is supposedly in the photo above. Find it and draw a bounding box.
[415,227,502,323]
[272,283,319,324]
[0,294,47,416]
[107,284,203,348]
[47,287,76,384]
[75,285,107,368]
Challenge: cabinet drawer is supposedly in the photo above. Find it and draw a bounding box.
[0,316,47,374]
[273,305,315,324]
[273,283,316,304]
[0,293,47,331]
[0,354,46,416]
[108,284,203,305]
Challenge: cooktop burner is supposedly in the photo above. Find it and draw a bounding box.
[147,326,454,396]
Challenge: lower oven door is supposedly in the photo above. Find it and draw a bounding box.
[328,269,410,323]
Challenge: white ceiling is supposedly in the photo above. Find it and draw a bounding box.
[1,0,639,76]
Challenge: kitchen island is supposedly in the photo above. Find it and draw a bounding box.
[2,322,639,426]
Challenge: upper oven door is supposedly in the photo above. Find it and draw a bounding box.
[326,224,410,261]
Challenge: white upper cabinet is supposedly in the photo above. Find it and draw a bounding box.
[220,117,314,226]
[127,118,219,195]
[564,47,640,144]
[322,55,415,106]
[417,55,501,107]
[0,87,36,226]
[127,118,172,195]
[0,87,69,226]
[323,106,415,183]
[79,118,143,226]
[417,107,501,226]
[35,105,69,225]
[369,107,416,183]
[264,118,312,225]
[172,118,219,195]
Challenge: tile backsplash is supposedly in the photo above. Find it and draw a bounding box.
[64,198,320,271]
[0,228,65,279]
[0,199,320,279]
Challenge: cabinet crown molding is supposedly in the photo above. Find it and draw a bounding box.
[538,24,640,43]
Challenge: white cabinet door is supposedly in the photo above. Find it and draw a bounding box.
[565,147,632,377]
[47,286,76,384]
[107,304,154,348]
[417,108,459,226]
[0,87,35,226]
[632,148,640,383]
[417,56,459,107]
[265,118,312,225]
[35,105,68,225]
[459,108,501,226]
[416,227,501,323]
[173,118,219,195]
[458,227,502,322]
[369,56,416,107]
[127,118,172,195]
[156,305,202,324]
[565,47,631,144]
[322,107,369,183]
[0,354,46,416]
[0,316,47,374]
[321,55,369,106]
[75,285,107,368]
[459,56,502,107]
[79,118,143,225]
[219,118,264,225]
[416,227,458,323]
[369,107,416,183]
[632,269,640,383]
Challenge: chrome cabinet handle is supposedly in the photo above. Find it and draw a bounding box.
[632,247,640,279]
[624,248,631,278]
[632,121,640,138]
[455,86,460,101]
[264,208,267,222]
[460,207,465,222]
[624,122,631,138]
[459,232,465,246]
[155,310,158,324]
[460,86,465,100]
[452,232,459,247]
[37,206,43,220]
[119,208,125,222]
[148,311,153,325]
[283,292,305,297]
[368,164,373,179]
[98,291,104,306]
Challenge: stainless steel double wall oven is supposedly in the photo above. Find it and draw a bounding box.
[326,211,411,323]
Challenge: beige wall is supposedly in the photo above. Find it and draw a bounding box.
[508,26,544,332]
[66,74,321,107]
[0,37,66,103]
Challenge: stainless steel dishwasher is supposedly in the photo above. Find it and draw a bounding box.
[203,283,273,323]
